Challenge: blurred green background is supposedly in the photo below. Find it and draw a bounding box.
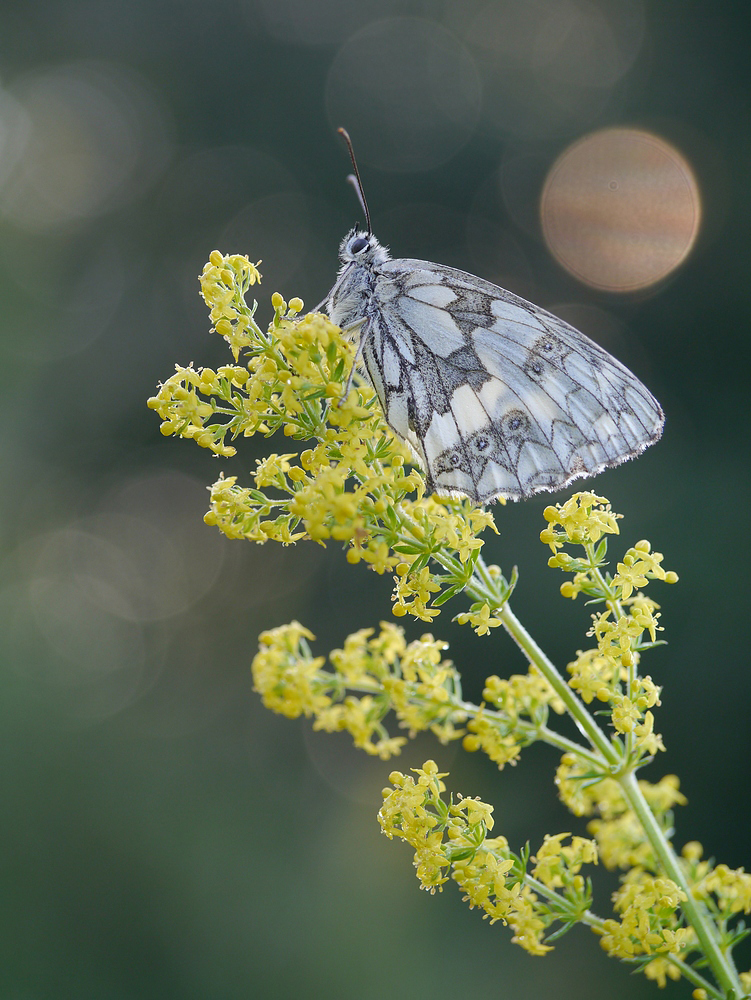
[1,2,749,997]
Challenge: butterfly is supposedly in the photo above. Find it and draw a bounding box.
[324,130,664,505]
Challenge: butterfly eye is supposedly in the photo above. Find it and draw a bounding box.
[350,237,369,254]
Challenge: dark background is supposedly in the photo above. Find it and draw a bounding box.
[1,3,749,997]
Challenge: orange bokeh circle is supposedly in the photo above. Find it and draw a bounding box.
[541,128,700,291]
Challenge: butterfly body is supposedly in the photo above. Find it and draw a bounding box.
[326,226,664,505]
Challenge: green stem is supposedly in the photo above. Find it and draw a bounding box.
[473,553,504,596]
[522,872,591,918]
[496,602,618,765]
[385,504,741,995]
[618,770,742,998]
[395,540,608,767]
[421,543,618,766]
[449,696,601,767]
[323,672,600,767]
[664,955,726,1000]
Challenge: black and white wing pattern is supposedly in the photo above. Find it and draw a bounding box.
[326,231,664,505]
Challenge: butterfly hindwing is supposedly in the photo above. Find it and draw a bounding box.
[360,259,663,503]
[325,229,663,505]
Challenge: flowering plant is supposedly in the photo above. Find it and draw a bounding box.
[148,252,750,1000]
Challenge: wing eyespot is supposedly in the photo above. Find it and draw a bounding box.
[502,410,530,435]
[532,333,565,359]
[523,356,548,382]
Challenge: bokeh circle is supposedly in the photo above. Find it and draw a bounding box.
[541,127,701,291]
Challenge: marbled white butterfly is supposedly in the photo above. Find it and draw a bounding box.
[324,130,664,505]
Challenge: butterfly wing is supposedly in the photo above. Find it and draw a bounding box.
[360,258,664,503]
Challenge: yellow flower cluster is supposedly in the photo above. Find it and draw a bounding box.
[379,763,598,956]
[146,363,247,458]
[251,622,469,758]
[462,669,566,769]
[541,495,678,762]
[597,869,693,970]
[392,564,442,620]
[636,840,751,988]
[462,706,524,769]
[566,648,622,704]
[613,542,678,599]
[454,852,553,956]
[377,760,455,891]
[253,623,573,776]
[483,670,566,720]
[694,861,751,918]
[541,492,620,551]
[151,246,750,999]
[150,250,504,623]
[199,250,264,358]
[542,495,677,601]
[557,753,687,866]
[532,832,598,889]
[250,621,329,720]
[379,757,747,979]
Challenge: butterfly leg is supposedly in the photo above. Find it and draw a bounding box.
[337,318,368,406]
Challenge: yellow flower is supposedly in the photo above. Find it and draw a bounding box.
[253,452,297,489]
[251,622,330,719]
[463,707,523,769]
[698,864,751,916]
[456,603,502,636]
[453,796,495,830]
[611,695,640,734]
[567,648,620,703]
[509,904,553,956]
[632,711,665,755]
[542,492,620,548]
[682,841,703,863]
[640,774,686,813]
[392,567,442,622]
[532,833,598,888]
[199,251,262,358]
[643,956,683,988]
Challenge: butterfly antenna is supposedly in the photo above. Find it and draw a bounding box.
[338,127,372,234]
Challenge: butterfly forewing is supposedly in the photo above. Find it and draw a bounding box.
[325,231,663,505]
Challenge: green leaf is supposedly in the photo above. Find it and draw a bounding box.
[392,543,424,556]
[432,582,468,607]
[544,920,577,943]
[407,553,432,574]
[594,538,609,563]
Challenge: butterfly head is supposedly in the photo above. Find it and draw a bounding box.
[339,227,391,268]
